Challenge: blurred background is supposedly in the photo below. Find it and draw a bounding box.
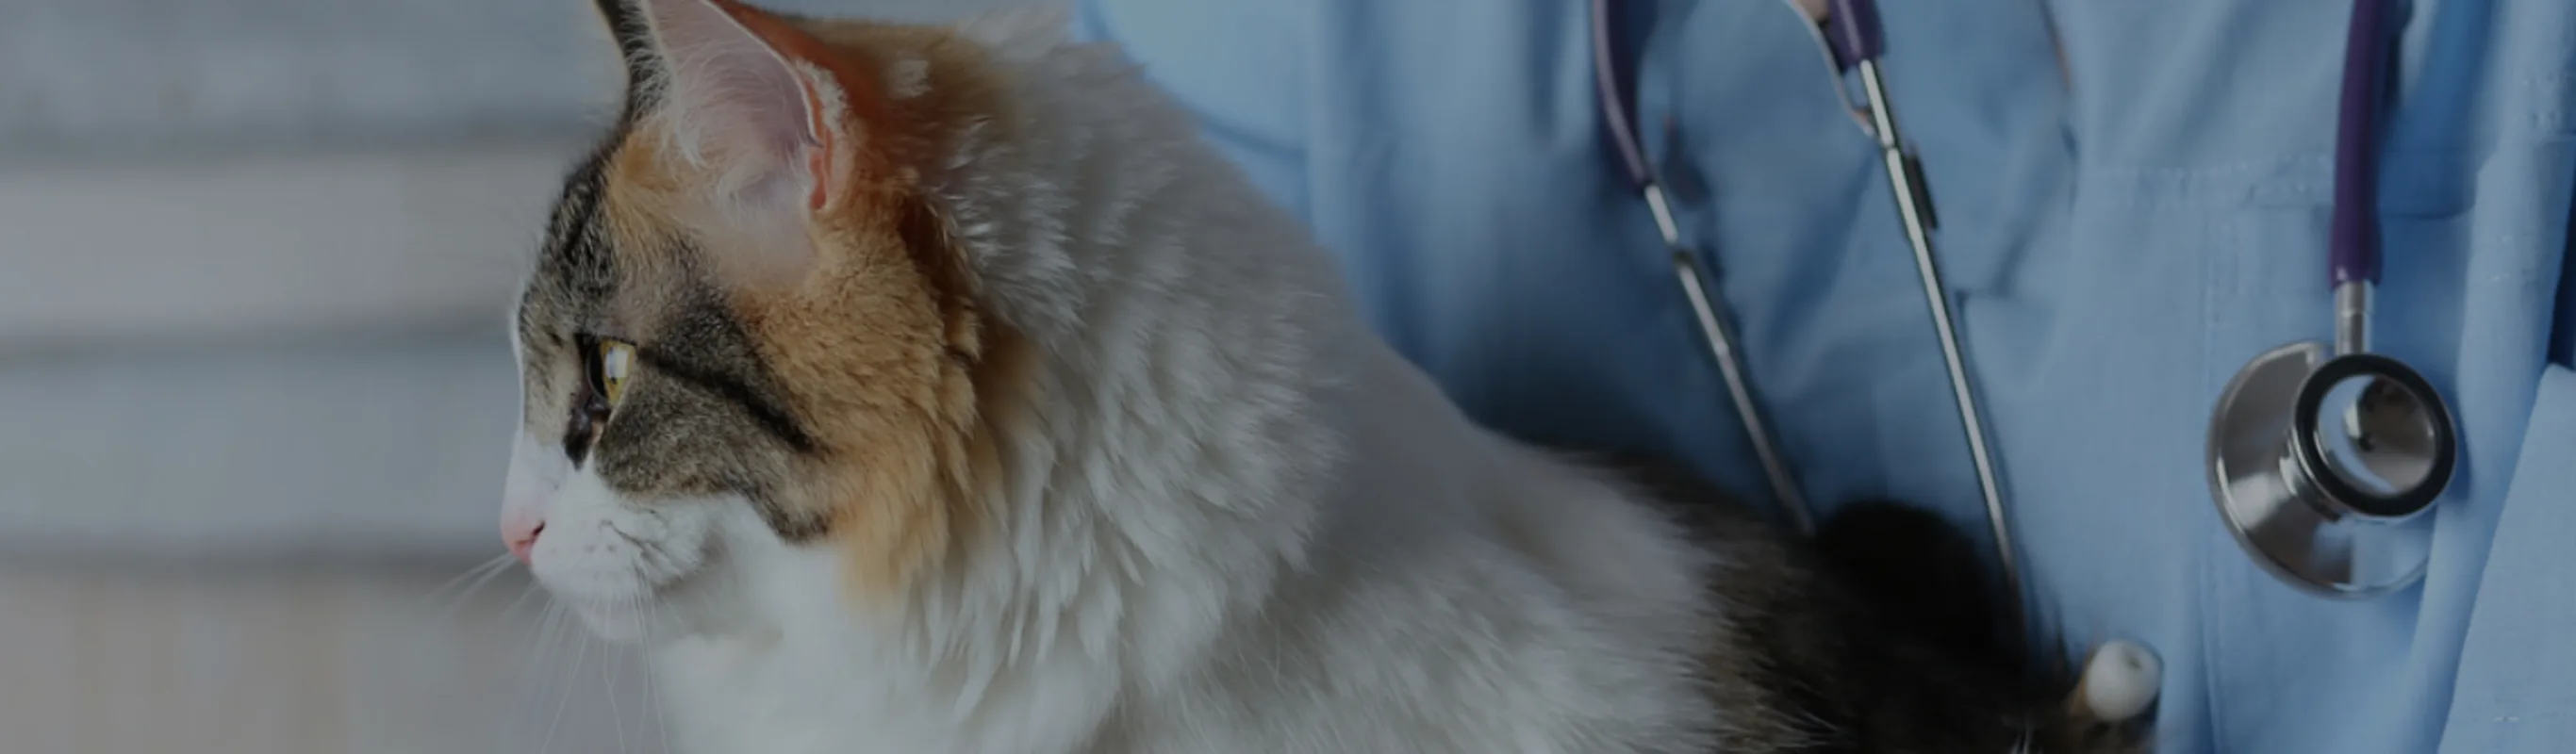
[0,0,1019,750]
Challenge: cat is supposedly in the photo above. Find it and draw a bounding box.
[496,1,2153,751]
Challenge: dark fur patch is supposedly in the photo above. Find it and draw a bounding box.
[636,291,819,454]
[594,0,664,120]
[1602,453,2138,754]
[533,145,622,315]
[517,143,615,369]
[1811,500,2022,680]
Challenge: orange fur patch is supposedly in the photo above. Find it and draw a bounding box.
[595,9,1030,601]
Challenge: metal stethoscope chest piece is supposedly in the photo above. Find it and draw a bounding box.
[2206,0,2459,598]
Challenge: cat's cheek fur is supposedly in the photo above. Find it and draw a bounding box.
[523,466,728,644]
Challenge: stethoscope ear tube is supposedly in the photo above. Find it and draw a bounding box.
[1803,0,2024,614]
[1666,238,1816,535]
[1592,0,1814,535]
[1593,0,2020,593]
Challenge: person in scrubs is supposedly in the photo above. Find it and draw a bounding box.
[1068,1,2576,751]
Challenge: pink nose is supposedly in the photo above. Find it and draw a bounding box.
[505,519,545,565]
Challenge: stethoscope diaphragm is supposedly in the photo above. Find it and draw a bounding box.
[2208,342,2453,598]
[2204,0,2460,598]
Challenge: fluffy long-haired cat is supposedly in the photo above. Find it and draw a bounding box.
[497,1,2155,751]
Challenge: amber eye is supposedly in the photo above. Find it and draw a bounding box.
[597,338,636,407]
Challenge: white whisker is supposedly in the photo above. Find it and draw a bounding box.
[514,599,567,750]
[414,554,515,614]
[541,625,590,754]
[606,601,631,754]
[431,556,521,626]
[501,582,544,621]
[649,599,673,754]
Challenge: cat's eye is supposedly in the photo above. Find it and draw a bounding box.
[560,335,632,465]
[597,338,637,407]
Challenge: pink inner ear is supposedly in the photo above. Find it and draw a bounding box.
[807,148,832,211]
[639,0,833,201]
[797,77,835,212]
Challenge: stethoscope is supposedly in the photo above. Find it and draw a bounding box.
[1591,0,2167,731]
[1593,0,2192,731]
[2206,0,2459,598]
[1589,0,2022,602]
[1596,0,2454,607]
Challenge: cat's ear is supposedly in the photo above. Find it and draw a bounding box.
[591,0,661,112]
[596,0,873,216]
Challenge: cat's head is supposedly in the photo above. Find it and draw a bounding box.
[500,0,1036,643]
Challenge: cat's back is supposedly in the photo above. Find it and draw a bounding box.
[1072,340,1741,752]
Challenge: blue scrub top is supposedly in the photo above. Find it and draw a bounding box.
[1070,1,2576,750]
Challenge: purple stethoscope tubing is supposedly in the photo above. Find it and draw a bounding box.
[1590,0,1652,190]
[2334,0,2391,289]
[1591,0,1815,535]
[2328,0,2399,359]
[1591,0,2022,599]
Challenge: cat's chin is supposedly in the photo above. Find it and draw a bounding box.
[564,596,663,645]
[555,569,744,647]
